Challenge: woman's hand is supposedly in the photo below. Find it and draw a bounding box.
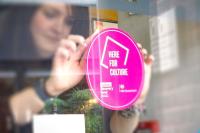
[135,43,154,105]
[9,32,97,125]
[110,43,154,133]
[45,35,89,96]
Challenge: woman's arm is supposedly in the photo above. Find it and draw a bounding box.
[9,35,89,125]
[110,110,140,133]
[9,87,45,125]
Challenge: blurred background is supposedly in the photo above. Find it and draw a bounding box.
[0,0,200,133]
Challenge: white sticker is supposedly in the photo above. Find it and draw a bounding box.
[33,114,85,133]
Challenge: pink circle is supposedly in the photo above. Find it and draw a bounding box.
[86,28,144,110]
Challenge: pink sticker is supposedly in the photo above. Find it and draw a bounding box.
[86,28,144,110]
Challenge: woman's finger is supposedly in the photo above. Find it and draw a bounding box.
[53,47,71,68]
[85,29,99,45]
[70,42,86,61]
[142,48,148,58]
[144,55,154,65]
[60,39,77,52]
[67,35,85,47]
[71,31,99,61]
[137,43,142,50]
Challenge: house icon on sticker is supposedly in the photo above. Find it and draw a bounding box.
[100,36,129,69]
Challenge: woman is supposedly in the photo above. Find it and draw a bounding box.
[0,3,154,133]
[0,3,91,132]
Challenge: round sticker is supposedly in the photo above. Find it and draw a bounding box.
[86,28,144,110]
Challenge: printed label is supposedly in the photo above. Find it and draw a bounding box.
[86,28,144,110]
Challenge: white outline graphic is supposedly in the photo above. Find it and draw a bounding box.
[100,36,129,69]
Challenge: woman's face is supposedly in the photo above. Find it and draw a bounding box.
[30,4,73,58]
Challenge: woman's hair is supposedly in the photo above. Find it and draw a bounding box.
[0,5,89,61]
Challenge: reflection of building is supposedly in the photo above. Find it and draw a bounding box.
[118,0,200,132]
[149,8,179,73]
